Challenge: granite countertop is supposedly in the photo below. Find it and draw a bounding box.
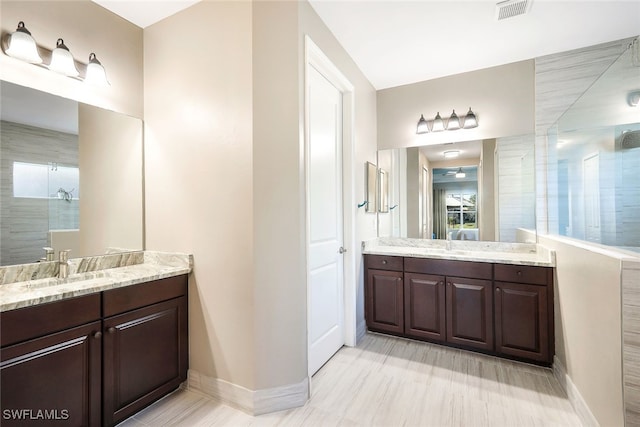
[0,251,193,312]
[363,238,555,267]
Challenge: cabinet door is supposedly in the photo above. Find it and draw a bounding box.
[446,277,494,351]
[0,321,102,427]
[366,269,404,334]
[404,273,446,342]
[103,296,188,426]
[495,282,549,363]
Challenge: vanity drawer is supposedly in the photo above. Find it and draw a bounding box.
[494,264,551,286]
[404,257,492,280]
[1,293,101,347]
[365,255,403,271]
[103,274,188,317]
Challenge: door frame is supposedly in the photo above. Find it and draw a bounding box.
[304,36,356,374]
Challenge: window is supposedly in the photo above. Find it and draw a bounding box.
[13,162,79,200]
[447,193,477,230]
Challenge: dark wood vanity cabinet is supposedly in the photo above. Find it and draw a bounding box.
[494,264,552,363]
[102,276,188,426]
[0,275,189,427]
[0,294,102,426]
[364,254,554,365]
[365,255,404,334]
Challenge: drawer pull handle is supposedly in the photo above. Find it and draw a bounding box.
[93,331,102,339]
[107,327,116,334]
[382,260,388,264]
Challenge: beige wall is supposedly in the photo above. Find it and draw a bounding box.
[252,0,305,389]
[78,104,143,256]
[479,139,496,241]
[144,0,378,394]
[143,0,255,389]
[538,235,624,427]
[377,60,534,150]
[0,0,143,118]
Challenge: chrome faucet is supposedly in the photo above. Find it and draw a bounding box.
[58,249,71,279]
[43,247,55,262]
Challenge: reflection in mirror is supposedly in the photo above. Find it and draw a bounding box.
[0,81,144,266]
[378,169,389,213]
[365,161,377,213]
[546,38,640,253]
[377,134,536,243]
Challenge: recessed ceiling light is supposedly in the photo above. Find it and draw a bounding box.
[444,150,460,159]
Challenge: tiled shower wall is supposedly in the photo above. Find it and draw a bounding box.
[0,121,78,265]
[534,37,639,426]
[495,134,535,242]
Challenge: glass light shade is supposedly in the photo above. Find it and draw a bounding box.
[463,107,478,129]
[629,91,640,107]
[455,167,466,178]
[48,39,79,77]
[432,112,445,132]
[416,114,429,134]
[85,53,109,86]
[5,22,42,64]
[444,150,459,159]
[447,110,460,130]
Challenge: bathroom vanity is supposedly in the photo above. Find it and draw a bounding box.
[0,252,191,426]
[364,239,555,365]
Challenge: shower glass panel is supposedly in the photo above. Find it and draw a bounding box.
[546,39,640,252]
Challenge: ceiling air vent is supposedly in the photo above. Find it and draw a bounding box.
[495,0,531,20]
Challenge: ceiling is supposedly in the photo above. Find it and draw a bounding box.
[91,0,640,90]
[420,139,482,162]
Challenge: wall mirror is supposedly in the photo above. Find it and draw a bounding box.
[377,134,536,243]
[0,80,144,266]
[365,161,377,213]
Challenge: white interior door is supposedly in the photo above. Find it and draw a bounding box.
[307,64,344,376]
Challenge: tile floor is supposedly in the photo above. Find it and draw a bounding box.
[119,333,582,426]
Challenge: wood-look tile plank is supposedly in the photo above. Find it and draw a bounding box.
[119,334,582,427]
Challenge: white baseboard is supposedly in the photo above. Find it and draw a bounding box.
[187,369,308,416]
[553,356,600,427]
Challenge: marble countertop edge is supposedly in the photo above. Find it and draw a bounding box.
[0,257,192,312]
[363,239,555,267]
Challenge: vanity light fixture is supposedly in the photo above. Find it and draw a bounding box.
[432,112,445,132]
[463,107,478,129]
[628,91,640,107]
[444,150,460,159]
[48,39,79,77]
[416,114,429,134]
[85,53,109,86]
[4,21,42,64]
[415,108,479,133]
[455,167,466,179]
[447,110,460,130]
[1,21,110,86]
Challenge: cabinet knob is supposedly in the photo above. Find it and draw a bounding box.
[382,260,388,264]
[93,331,102,339]
[447,282,451,287]
[397,277,402,281]
[517,271,522,276]
[496,287,501,292]
[107,327,116,334]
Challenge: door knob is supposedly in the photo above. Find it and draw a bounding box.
[339,247,347,254]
